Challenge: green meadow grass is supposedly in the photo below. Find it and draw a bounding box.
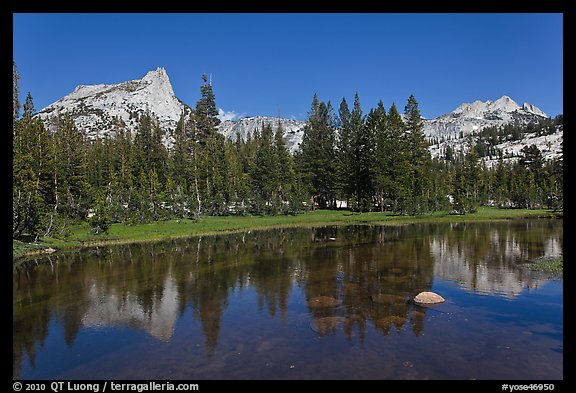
[13,206,558,259]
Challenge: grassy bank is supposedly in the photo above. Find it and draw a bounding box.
[13,206,559,259]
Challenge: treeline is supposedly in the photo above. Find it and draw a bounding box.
[295,93,563,215]
[12,65,563,241]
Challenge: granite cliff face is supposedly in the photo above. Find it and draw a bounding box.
[36,67,190,138]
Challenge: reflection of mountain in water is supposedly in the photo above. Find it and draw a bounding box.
[81,273,179,341]
[13,220,562,378]
[430,222,563,297]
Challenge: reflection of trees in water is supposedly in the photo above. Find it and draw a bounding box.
[13,220,562,378]
[12,294,50,379]
[13,253,92,379]
[304,225,435,340]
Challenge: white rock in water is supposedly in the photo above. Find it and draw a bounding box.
[414,291,445,305]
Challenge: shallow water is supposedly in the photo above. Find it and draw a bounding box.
[13,219,563,379]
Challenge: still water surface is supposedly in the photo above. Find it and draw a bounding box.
[14,220,563,379]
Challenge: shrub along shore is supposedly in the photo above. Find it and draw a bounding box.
[13,206,560,260]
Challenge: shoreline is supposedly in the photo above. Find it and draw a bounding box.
[13,207,561,261]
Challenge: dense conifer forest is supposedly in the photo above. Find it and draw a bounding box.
[13,63,563,241]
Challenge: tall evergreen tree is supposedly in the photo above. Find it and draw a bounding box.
[274,120,302,213]
[335,97,353,205]
[370,100,389,211]
[404,94,432,214]
[251,123,280,213]
[170,111,191,189]
[297,95,337,209]
[52,113,89,221]
[451,141,481,214]
[191,74,223,215]
[13,93,54,239]
[382,103,411,213]
[132,112,168,182]
[348,93,374,211]
[195,73,221,145]
[13,61,20,122]
[201,132,227,215]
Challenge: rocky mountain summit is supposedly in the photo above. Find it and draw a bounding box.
[36,67,190,137]
[424,95,548,141]
[425,96,562,166]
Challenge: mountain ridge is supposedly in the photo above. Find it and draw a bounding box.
[34,68,560,164]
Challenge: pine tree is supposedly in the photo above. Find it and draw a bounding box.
[89,190,111,234]
[13,93,54,239]
[13,61,20,122]
[201,132,227,215]
[274,120,302,213]
[348,93,375,211]
[451,142,481,214]
[297,95,337,209]
[52,113,89,221]
[195,73,221,146]
[111,118,134,221]
[370,100,388,211]
[381,102,411,214]
[335,97,353,205]
[133,112,168,181]
[251,124,280,213]
[222,139,245,213]
[170,111,191,191]
[404,95,432,214]
[188,74,223,216]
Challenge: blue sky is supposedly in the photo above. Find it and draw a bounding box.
[13,13,563,121]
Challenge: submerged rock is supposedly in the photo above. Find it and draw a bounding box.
[310,316,345,334]
[307,296,340,308]
[413,291,445,305]
[374,315,405,330]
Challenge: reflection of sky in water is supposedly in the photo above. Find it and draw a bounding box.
[14,220,563,379]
